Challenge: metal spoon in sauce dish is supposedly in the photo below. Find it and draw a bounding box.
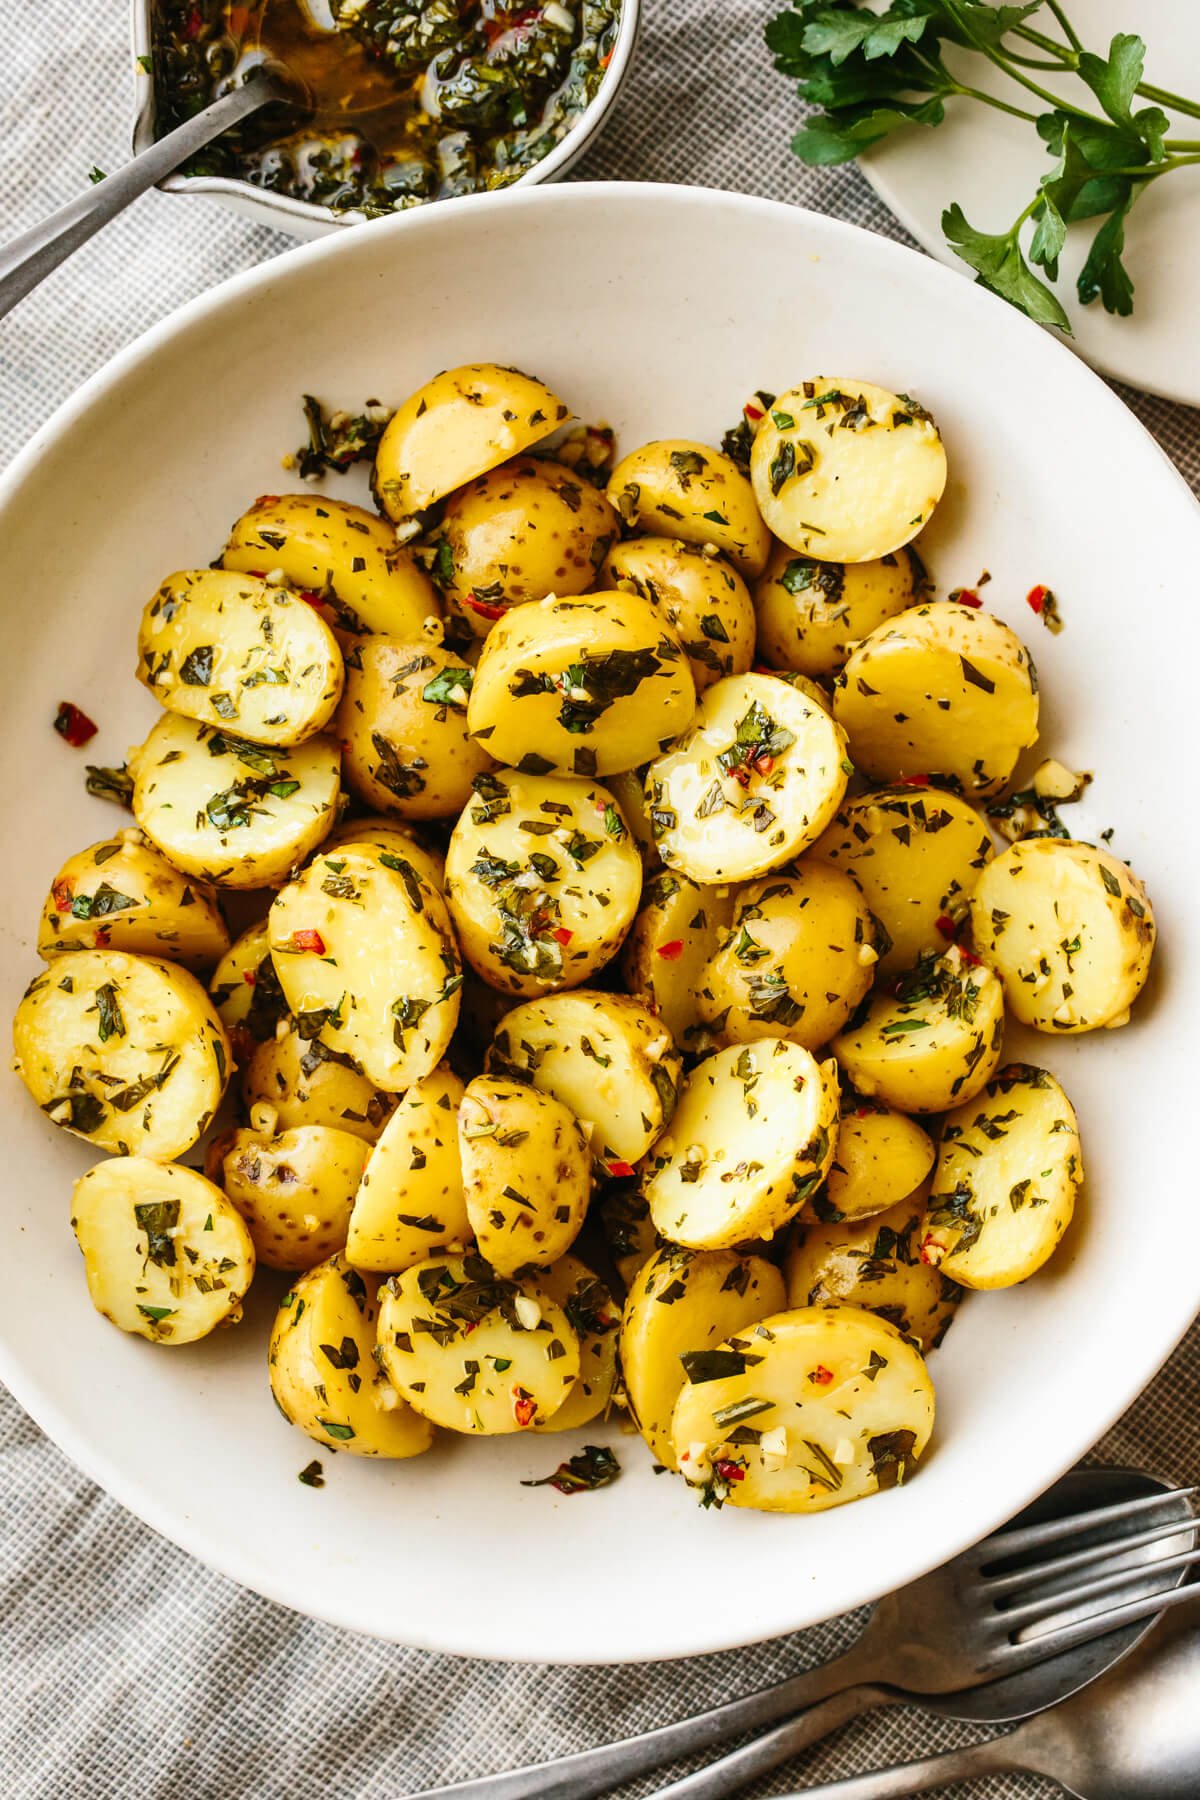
[0,0,370,323]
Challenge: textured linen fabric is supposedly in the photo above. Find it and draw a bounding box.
[1,4,1198,1798]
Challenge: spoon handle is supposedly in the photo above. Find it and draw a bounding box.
[0,80,274,323]
[642,1684,898,1799]
[770,1734,1018,1800]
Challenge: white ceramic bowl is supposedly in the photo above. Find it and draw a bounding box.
[1,184,1197,1665]
[129,1,640,239]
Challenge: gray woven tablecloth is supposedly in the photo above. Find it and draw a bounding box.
[2,6,1198,1797]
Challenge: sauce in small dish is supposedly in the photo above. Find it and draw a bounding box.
[150,0,623,217]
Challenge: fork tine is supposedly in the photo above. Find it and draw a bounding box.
[982,1514,1200,1600]
[979,1485,1200,1565]
[995,1545,1200,1634]
[996,1571,1200,1671]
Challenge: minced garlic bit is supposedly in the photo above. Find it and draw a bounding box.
[421,614,444,643]
[249,1102,279,1137]
[833,1437,857,1466]
[1032,758,1090,803]
[514,1294,542,1332]
[759,1426,788,1464]
[857,943,879,967]
[265,567,288,587]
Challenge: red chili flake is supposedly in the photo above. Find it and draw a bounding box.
[714,1460,746,1483]
[512,1390,536,1429]
[230,1025,256,1066]
[466,592,506,621]
[893,774,929,788]
[552,926,573,946]
[289,929,326,955]
[657,940,684,961]
[1026,584,1048,615]
[935,914,958,939]
[743,402,765,422]
[243,970,257,986]
[54,702,98,748]
[298,588,328,610]
[598,46,614,69]
[957,945,982,967]
[52,880,74,914]
[809,1365,834,1387]
[254,495,280,508]
[183,3,204,38]
[94,926,111,948]
[855,1105,875,1118]
[949,588,982,608]
[749,752,776,778]
[606,1160,635,1179]
[919,1233,945,1268]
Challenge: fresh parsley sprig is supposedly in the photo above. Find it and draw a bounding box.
[766,0,1200,329]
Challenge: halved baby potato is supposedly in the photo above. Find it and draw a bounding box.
[323,815,445,892]
[832,946,1006,1115]
[346,1064,469,1272]
[600,537,756,692]
[269,843,462,1093]
[819,1099,936,1223]
[784,1196,961,1351]
[137,569,343,746]
[131,713,340,890]
[645,672,850,883]
[533,1256,622,1433]
[220,1123,368,1270]
[221,492,438,642]
[698,864,878,1051]
[38,833,229,973]
[606,440,771,578]
[749,382,947,562]
[444,768,643,997]
[374,362,568,520]
[671,1305,936,1513]
[269,1253,434,1457]
[458,1075,591,1274]
[644,1039,840,1249]
[14,950,230,1160]
[621,1246,786,1467]
[754,542,926,679]
[970,838,1156,1033]
[833,603,1039,797]
[467,591,695,778]
[71,1157,254,1345]
[376,1252,580,1433]
[241,1026,397,1144]
[209,921,286,1050]
[336,638,492,821]
[620,870,735,1052]
[921,1063,1083,1288]
[809,784,995,977]
[434,455,618,637]
[487,990,681,1170]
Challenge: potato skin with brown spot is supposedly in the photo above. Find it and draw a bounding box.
[337,637,493,821]
[221,1124,368,1270]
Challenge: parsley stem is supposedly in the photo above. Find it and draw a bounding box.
[1013,22,1200,122]
[952,84,1040,125]
[1044,3,1082,55]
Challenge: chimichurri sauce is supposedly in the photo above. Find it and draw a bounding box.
[152,0,621,215]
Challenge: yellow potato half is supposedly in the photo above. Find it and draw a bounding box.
[832,947,1005,1115]
[221,1124,368,1270]
[38,834,229,973]
[458,1075,591,1274]
[600,537,756,692]
[754,541,926,679]
[346,1065,469,1272]
[607,440,771,578]
[336,637,492,821]
[784,1196,960,1351]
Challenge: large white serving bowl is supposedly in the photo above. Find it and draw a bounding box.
[0,184,1196,1665]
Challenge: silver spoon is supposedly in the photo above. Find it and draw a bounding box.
[773,1602,1200,1799]
[406,1469,1197,1800]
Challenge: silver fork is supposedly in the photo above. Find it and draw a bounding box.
[404,1478,1198,1800]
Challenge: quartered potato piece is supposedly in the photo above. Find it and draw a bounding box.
[324,816,445,892]
[433,455,618,637]
[600,537,756,692]
[597,1175,663,1291]
[209,922,287,1051]
[458,1075,591,1274]
[467,592,695,778]
[346,1065,469,1272]
[749,382,947,562]
[242,1026,397,1144]
[833,603,1039,797]
[645,1040,840,1249]
[269,1254,433,1457]
[221,492,438,643]
[14,951,230,1160]
[376,1253,581,1433]
[220,1123,368,1270]
[130,713,340,890]
[269,844,462,1093]
[970,838,1156,1033]
[534,1256,621,1432]
[620,870,735,1052]
[820,1100,936,1223]
[809,784,995,977]
[487,990,681,1170]
[606,440,771,578]
[621,1246,786,1467]
[336,638,492,821]
[671,1306,936,1513]
[698,864,878,1051]
[137,570,343,746]
[72,1157,254,1345]
[785,1197,961,1351]
[646,672,850,883]
[832,947,1006,1115]
[38,833,229,973]
[444,769,643,997]
[754,542,926,679]
[373,363,568,520]
[922,1063,1083,1288]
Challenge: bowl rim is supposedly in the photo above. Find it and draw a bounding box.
[2,182,1199,1661]
[128,0,641,230]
